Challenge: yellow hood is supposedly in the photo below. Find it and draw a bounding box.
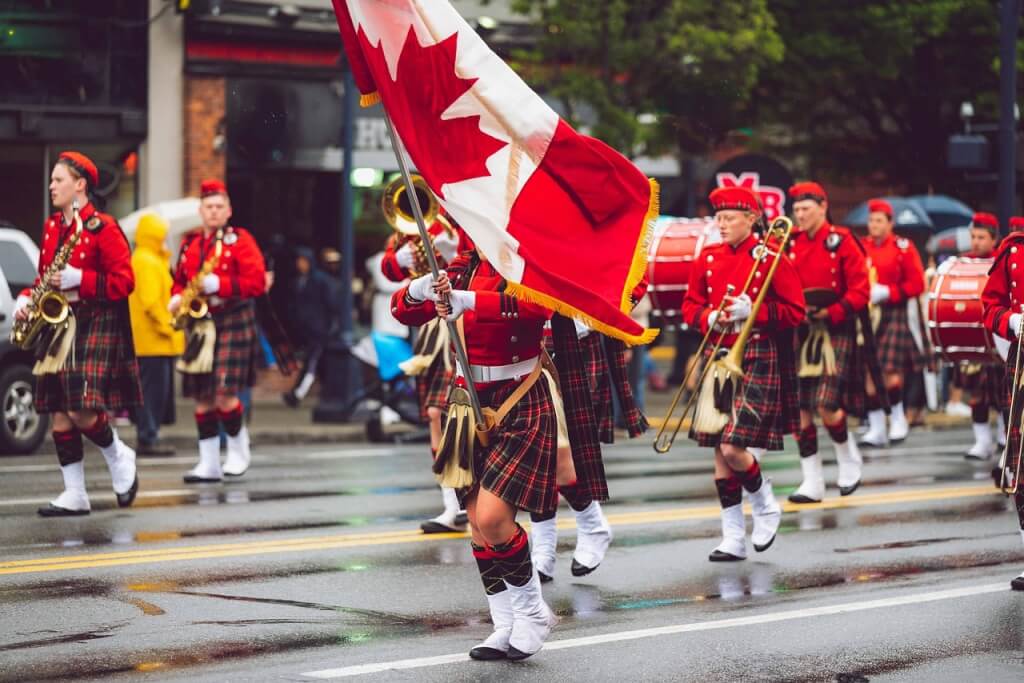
[135,213,169,255]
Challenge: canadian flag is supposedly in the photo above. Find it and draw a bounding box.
[332,0,658,345]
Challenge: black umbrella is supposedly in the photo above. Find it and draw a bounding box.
[842,197,934,232]
[908,194,974,231]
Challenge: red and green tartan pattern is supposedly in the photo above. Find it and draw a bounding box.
[35,302,142,414]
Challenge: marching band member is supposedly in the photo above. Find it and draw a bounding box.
[1011,217,1024,233]
[392,248,558,661]
[171,180,266,483]
[14,151,141,516]
[959,213,1004,459]
[859,199,927,447]
[786,182,870,502]
[980,227,1024,590]
[682,187,805,562]
[530,294,648,582]
[381,210,470,533]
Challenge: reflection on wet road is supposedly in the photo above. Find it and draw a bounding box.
[1,429,1023,681]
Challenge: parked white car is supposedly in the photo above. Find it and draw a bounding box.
[0,225,49,454]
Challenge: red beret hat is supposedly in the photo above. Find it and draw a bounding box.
[970,212,999,233]
[200,179,228,198]
[867,198,893,218]
[709,187,762,214]
[787,182,827,203]
[1009,216,1024,232]
[58,151,98,188]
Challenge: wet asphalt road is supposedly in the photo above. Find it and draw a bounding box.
[1,428,1023,682]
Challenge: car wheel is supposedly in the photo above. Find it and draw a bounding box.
[0,365,49,455]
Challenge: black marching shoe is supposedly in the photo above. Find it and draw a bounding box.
[838,480,861,497]
[116,475,140,508]
[708,549,745,562]
[570,559,598,577]
[469,645,508,661]
[37,504,89,517]
[538,571,553,583]
[1011,574,1024,591]
[281,391,300,408]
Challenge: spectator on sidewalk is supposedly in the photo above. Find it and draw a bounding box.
[129,213,184,456]
[282,247,341,407]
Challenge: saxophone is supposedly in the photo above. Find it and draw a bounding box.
[11,202,83,351]
[172,228,223,331]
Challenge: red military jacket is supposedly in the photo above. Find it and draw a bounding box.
[682,231,805,345]
[172,226,266,310]
[22,202,134,303]
[786,222,869,325]
[862,232,925,304]
[982,232,1024,338]
[380,221,475,283]
[391,253,550,369]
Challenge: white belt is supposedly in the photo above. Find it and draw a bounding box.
[208,295,225,307]
[458,357,538,383]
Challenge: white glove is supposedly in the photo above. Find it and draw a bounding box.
[1010,313,1023,338]
[573,319,592,339]
[441,290,476,321]
[201,273,220,295]
[167,294,182,314]
[13,294,31,319]
[433,231,459,264]
[870,283,890,304]
[407,273,438,303]
[59,266,82,290]
[706,310,720,329]
[724,293,752,323]
[395,243,416,270]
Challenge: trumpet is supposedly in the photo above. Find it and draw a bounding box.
[1000,307,1024,494]
[381,174,456,277]
[654,217,795,453]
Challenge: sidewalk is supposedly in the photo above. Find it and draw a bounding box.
[140,350,973,450]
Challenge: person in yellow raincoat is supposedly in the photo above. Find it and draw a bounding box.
[129,213,185,455]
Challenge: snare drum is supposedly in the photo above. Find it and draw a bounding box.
[927,256,1001,363]
[647,218,719,328]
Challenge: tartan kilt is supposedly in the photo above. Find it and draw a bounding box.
[464,374,558,514]
[583,333,614,443]
[956,363,1005,411]
[877,303,926,374]
[694,334,794,451]
[581,333,615,443]
[35,301,142,413]
[181,302,259,400]
[415,350,454,421]
[797,320,863,414]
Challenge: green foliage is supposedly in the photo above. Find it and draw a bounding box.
[505,0,783,157]
[754,0,1012,194]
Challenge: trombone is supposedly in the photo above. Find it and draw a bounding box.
[653,216,795,453]
[999,307,1024,494]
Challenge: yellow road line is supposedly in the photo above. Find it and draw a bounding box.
[0,484,998,577]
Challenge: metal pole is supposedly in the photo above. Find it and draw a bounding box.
[338,68,357,404]
[381,113,485,424]
[997,0,1020,234]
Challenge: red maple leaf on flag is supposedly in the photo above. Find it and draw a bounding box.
[359,27,507,195]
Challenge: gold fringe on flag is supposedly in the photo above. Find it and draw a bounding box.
[359,92,381,108]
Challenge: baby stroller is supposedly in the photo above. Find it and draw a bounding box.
[347,332,429,443]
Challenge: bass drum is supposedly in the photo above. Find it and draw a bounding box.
[647,218,720,329]
[927,256,1005,363]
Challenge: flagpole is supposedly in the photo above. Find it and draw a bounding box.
[382,113,485,425]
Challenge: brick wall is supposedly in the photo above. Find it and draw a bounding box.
[184,75,226,195]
